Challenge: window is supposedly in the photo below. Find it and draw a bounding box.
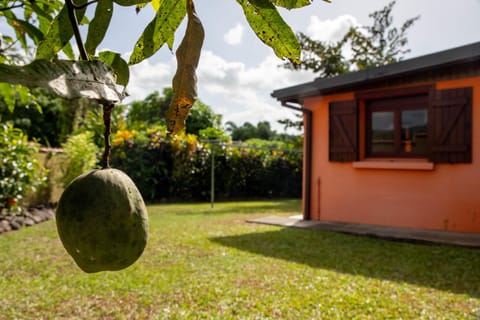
[366,95,429,158]
[328,86,472,164]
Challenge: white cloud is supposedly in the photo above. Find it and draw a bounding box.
[223,23,245,46]
[306,15,359,43]
[124,50,315,132]
[197,51,315,131]
[124,58,174,103]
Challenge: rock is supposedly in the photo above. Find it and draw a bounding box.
[23,217,35,227]
[9,220,21,230]
[0,220,11,232]
[27,210,44,223]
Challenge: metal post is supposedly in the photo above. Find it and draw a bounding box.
[210,145,215,208]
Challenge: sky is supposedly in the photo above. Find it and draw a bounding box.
[3,0,480,133]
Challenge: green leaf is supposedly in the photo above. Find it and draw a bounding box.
[14,20,45,44]
[4,11,28,51]
[270,0,312,9]
[236,0,301,63]
[98,51,130,86]
[0,83,16,113]
[36,0,88,60]
[85,0,114,57]
[0,60,124,103]
[151,0,161,11]
[62,42,75,60]
[113,0,150,6]
[15,85,31,106]
[129,0,186,65]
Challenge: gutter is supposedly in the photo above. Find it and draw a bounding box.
[281,101,312,221]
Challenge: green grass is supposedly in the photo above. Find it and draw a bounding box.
[1,200,479,319]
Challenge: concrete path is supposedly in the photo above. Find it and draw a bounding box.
[247,216,480,248]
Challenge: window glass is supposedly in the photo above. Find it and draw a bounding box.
[371,111,394,153]
[401,109,428,154]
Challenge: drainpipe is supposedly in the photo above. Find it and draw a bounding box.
[281,101,312,221]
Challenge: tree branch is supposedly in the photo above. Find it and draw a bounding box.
[102,103,114,169]
[65,0,88,60]
[0,4,24,12]
[70,0,99,10]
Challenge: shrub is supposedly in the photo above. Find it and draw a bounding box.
[60,131,99,187]
[110,127,302,202]
[0,123,47,214]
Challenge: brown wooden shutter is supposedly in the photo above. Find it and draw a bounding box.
[329,100,358,162]
[429,87,472,163]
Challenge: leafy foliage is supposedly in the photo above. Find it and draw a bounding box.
[0,89,67,147]
[126,88,221,136]
[129,0,187,65]
[185,100,222,136]
[0,0,321,133]
[0,123,47,213]
[110,127,302,201]
[236,0,300,64]
[60,131,100,187]
[226,121,278,141]
[284,1,419,76]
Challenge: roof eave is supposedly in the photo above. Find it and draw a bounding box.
[271,41,480,103]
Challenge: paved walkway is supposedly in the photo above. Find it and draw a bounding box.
[247,216,480,248]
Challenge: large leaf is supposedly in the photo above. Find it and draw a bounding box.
[98,51,130,86]
[166,0,204,134]
[0,60,124,103]
[14,19,45,44]
[85,0,114,57]
[269,0,312,9]
[3,11,28,51]
[113,0,150,6]
[236,0,300,63]
[36,0,88,60]
[129,0,186,65]
[151,0,161,11]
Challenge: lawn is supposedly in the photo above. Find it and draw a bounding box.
[0,200,479,319]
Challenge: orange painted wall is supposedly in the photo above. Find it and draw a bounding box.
[304,77,480,233]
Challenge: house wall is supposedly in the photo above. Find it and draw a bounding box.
[304,76,480,233]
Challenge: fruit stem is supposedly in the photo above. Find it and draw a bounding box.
[102,103,114,169]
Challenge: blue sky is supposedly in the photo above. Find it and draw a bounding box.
[3,0,480,132]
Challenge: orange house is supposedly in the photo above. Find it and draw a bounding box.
[272,42,480,234]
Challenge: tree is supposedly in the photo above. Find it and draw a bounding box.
[126,88,221,136]
[227,121,277,141]
[280,1,419,131]
[126,88,173,128]
[185,100,222,136]
[0,0,325,135]
[284,1,419,76]
[0,89,69,147]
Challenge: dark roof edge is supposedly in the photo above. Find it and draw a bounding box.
[271,41,480,102]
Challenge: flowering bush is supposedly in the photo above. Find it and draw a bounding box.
[0,124,47,214]
[110,126,302,201]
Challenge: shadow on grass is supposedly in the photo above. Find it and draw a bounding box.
[210,227,480,298]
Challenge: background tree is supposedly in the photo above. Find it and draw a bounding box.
[126,88,221,135]
[280,1,419,131]
[284,1,419,76]
[226,121,277,141]
[0,89,69,147]
[126,88,173,129]
[185,100,222,136]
